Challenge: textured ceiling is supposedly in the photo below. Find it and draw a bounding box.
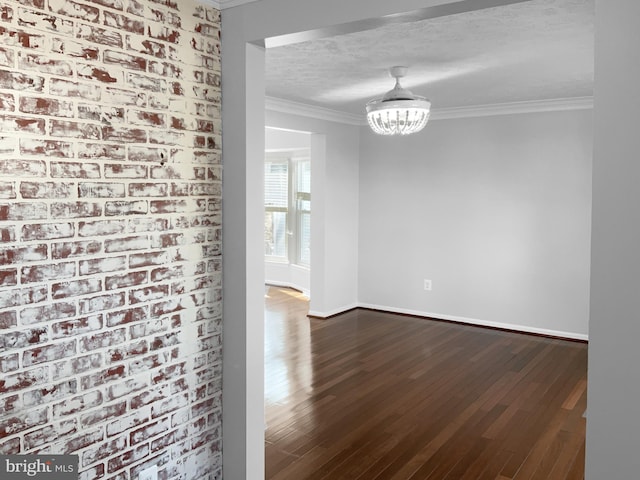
[264,0,594,115]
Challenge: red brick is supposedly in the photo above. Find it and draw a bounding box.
[23,380,78,407]
[78,64,121,83]
[52,278,102,299]
[108,340,148,364]
[79,256,126,276]
[52,240,102,259]
[0,352,19,372]
[148,60,181,78]
[128,218,169,233]
[104,235,149,253]
[20,182,73,199]
[78,143,125,160]
[20,301,76,325]
[148,24,179,43]
[129,284,168,304]
[79,329,126,353]
[104,49,146,71]
[52,390,103,418]
[0,115,44,134]
[77,24,122,47]
[49,0,99,22]
[0,437,20,455]
[0,367,48,394]
[51,38,99,59]
[103,86,145,106]
[151,263,205,282]
[152,362,185,385]
[107,444,149,473]
[102,125,147,143]
[0,181,14,198]
[150,199,206,214]
[23,340,77,366]
[80,400,127,427]
[82,435,126,467]
[78,182,126,198]
[150,165,205,180]
[0,92,15,110]
[0,70,45,91]
[0,27,46,49]
[62,429,104,457]
[21,223,74,242]
[106,306,147,327]
[17,8,74,34]
[0,269,17,286]
[52,353,102,380]
[50,119,101,139]
[105,271,147,290]
[129,349,176,375]
[51,201,102,218]
[105,164,147,179]
[51,161,101,178]
[0,286,47,308]
[2,406,48,437]
[18,52,74,75]
[130,418,169,445]
[151,392,188,419]
[50,78,101,100]
[105,378,148,403]
[0,47,14,67]
[129,183,167,197]
[103,11,144,34]
[21,261,76,283]
[0,394,20,415]
[51,314,102,339]
[148,129,185,145]
[79,292,126,314]
[129,317,170,340]
[20,139,74,157]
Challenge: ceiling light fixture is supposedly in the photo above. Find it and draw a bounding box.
[366,66,431,136]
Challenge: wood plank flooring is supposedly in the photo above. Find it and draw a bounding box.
[264,286,587,480]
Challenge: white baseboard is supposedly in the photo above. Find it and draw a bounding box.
[357,303,589,341]
[308,303,358,319]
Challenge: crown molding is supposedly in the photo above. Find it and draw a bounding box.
[265,96,363,126]
[432,96,594,120]
[265,96,593,125]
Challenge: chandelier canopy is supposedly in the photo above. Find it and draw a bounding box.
[366,66,431,136]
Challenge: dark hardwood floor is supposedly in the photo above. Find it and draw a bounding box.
[264,286,587,480]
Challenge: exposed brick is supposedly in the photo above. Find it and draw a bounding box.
[105,378,148,403]
[23,380,78,407]
[79,182,126,198]
[20,301,76,325]
[79,256,126,275]
[0,367,48,394]
[20,139,74,157]
[148,24,179,43]
[50,120,101,139]
[0,70,45,91]
[102,125,147,143]
[150,199,206,214]
[129,317,170,340]
[51,161,101,178]
[105,164,147,179]
[0,47,14,67]
[130,418,169,446]
[82,435,126,467]
[0,269,17,287]
[49,0,99,22]
[128,218,168,233]
[126,72,165,92]
[50,78,100,100]
[104,11,144,34]
[52,353,102,381]
[52,278,102,299]
[23,339,76,366]
[107,444,149,473]
[78,104,124,123]
[0,286,48,309]
[21,222,74,241]
[18,52,73,75]
[53,390,103,418]
[104,235,149,253]
[51,314,102,339]
[79,292,126,314]
[105,271,147,290]
[79,329,126,352]
[51,38,99,59]
[51,201,102,218]
[81,400,127,427]
[2,406,48,437]
[20,95,74,117]
[78,64,121,83]
[17,8,75,35]
[0,115,44,134]
[129,285,168,304]
[127,36,165,58]
[77,24,123,47]
[151,392,188,419]
[104,49,146,71]
[0,160,46,178]
[103,86,145,106]
[62,429,104,456]
[52,240,102,259]
[21,261,76,283]
[0,352,19,372]
[106,306,147,327]
[0,92,15,111]
[129,183,167,197]
[0,437,21,455]
[78,143,125,160]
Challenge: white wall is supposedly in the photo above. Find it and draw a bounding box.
[266,110,360,316]
[585,0,640,477]
[359,109,593,338]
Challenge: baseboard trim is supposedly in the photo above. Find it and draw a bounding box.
[307,303,359,319]
[356,303,589,342]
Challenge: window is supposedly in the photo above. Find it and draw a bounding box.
[264,151,310,267]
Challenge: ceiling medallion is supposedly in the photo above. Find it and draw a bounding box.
[366,66,431,136]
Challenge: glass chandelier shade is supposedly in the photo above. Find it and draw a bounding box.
[366,66,431,136]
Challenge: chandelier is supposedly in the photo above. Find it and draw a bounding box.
[366,66,431,136]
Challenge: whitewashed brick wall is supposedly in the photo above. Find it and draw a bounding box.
[0,1,222,479]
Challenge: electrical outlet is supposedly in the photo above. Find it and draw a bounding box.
[139,465,158,480]
[424,279,432,291]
